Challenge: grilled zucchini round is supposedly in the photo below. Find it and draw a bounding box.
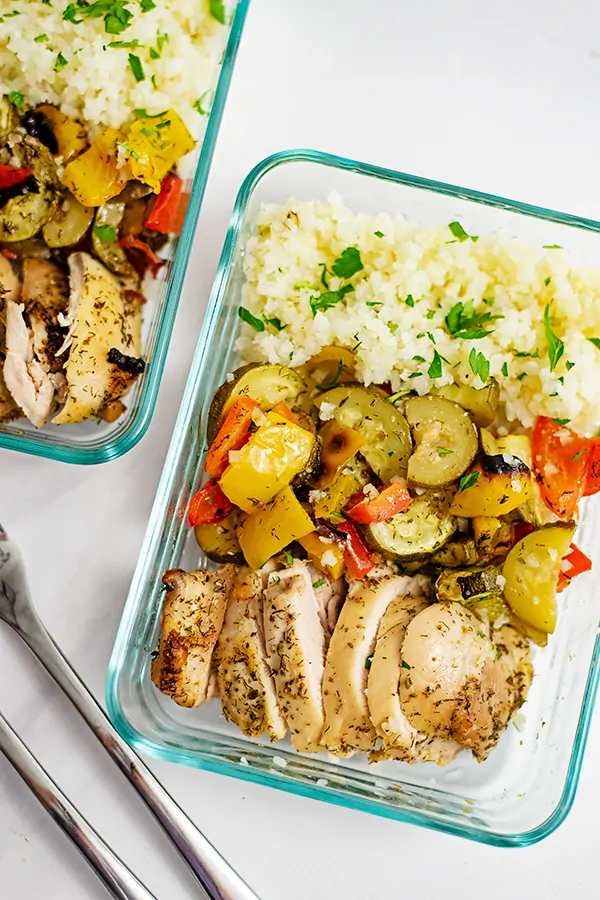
[363,489,456,561]
[405,395,478,487]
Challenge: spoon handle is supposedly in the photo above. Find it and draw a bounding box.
[0,711,159,900]
[18,618,259,900]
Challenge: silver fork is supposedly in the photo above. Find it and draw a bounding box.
[0,522,260,900]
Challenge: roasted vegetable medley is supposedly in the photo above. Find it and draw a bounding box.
[0,94,193,427]
[150,347,596,764]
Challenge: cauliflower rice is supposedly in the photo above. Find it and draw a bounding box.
[237,194,600,436]
[0,0,228,133]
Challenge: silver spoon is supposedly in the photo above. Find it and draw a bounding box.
[0,710,159,900]
[0,522,260,900]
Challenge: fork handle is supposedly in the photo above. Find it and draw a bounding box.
[0,711,159,900]
[18,619,259,900]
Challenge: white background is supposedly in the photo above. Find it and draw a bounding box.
[1,1,600,897]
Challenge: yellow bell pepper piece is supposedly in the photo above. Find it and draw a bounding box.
[219,412,315,512]
[37,105,87,163]
[298,532,345,580]
[313,459,370,520]
[450,459,532,517]
[62,128,127,207]
[502,525,575,633]
[238,487,315,570]
[315,420,365,488]
[124,109,195,192]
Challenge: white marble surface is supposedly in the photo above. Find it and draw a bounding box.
[2,0,600,897]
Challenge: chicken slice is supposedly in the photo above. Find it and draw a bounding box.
[0,258,22,423]
[3,300,57,427]
[322,573,428,757]
[151,566,235,708]
[400,602,528,761]
[367,592,460,765]
[263,560,326,752]
[215,567,286,741]
[53,252,143,424]
[308,564,347,636]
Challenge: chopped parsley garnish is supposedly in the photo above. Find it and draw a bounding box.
[408,372,422,379]
[401,660,411,670]
[149,47,160,59]
[193,90,214,115]
[412,355,426,363]
[458,471,480,492]
[544,276,552,286]
[63,3,82,23]
[553,417,570,426]
[387,390,414,403]
[437,447,453,456]
[312,578,327,589]
[405,294,415,307]
[209,0,227,23]
[448,221,478,242]
[468,347,490,383]
[54,52,68,72]
[544,304,564,371]
[566,361,575,371]
[388,322,399,335]
[263,314,285,331]
[587,338,600,351]
[93,225,117,242]
[116,141,140,161]
[140,0,156,10]
[238,306,264,332]
[516,372,527,381]
[133,107,168,118]
[128,53,145,82]
[284,551,294,565]
[140,126,159,136]
[331,246,364,279]
[34,33,49,42]
[543,244,563,249]
[319,263,329,290]
[501,361,509,377]
[108,39,139,47]
[366,300,383,308]
[427,332,436,345]
[445,300,500,340]
[428,350,443,379]
[425,309,436,319]
[374,230,384,238]
[514,349,539,358]
[8,91,24,110]
[572,449,588,462]
[309,284,354,317]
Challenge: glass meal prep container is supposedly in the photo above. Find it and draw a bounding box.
[107,149,600,846]
[0,0,249,466]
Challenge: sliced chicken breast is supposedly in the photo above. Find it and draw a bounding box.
[215,567,286,741]
[367,592,460,766]
[308,565,347,636]
[151,566,235,708]
[3,300,57,427]
[263,560,326,752]
[322,573,428,757]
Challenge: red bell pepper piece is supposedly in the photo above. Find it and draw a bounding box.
[204,398,260,479]
[512,521,534,544]
[270,401,297,423]
[346,482,413,524]
[145,173,183,234]
[557,543,592,592]
[119,235,164,277]
[531,416,590,519]
[0,164,33,190]
[337,521,375,579]
[188,478,235,526]
[0,248,17,259]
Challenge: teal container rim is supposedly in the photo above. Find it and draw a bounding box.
[107,147,600,846]
[0,0,249,466]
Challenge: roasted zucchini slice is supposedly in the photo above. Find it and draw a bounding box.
[0,136,60,242]
[207,363,308,445]
[363,489,456,561]
[297,345,356,391]
[436,378,499,427]
[405,395,478,487]
[316,385,412,481]
[435,565,504,603]
[194,513,244,564]
[43,190,94,248]
[291,409,320,487]
[429,537,478,567]
[92,201,139,281]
